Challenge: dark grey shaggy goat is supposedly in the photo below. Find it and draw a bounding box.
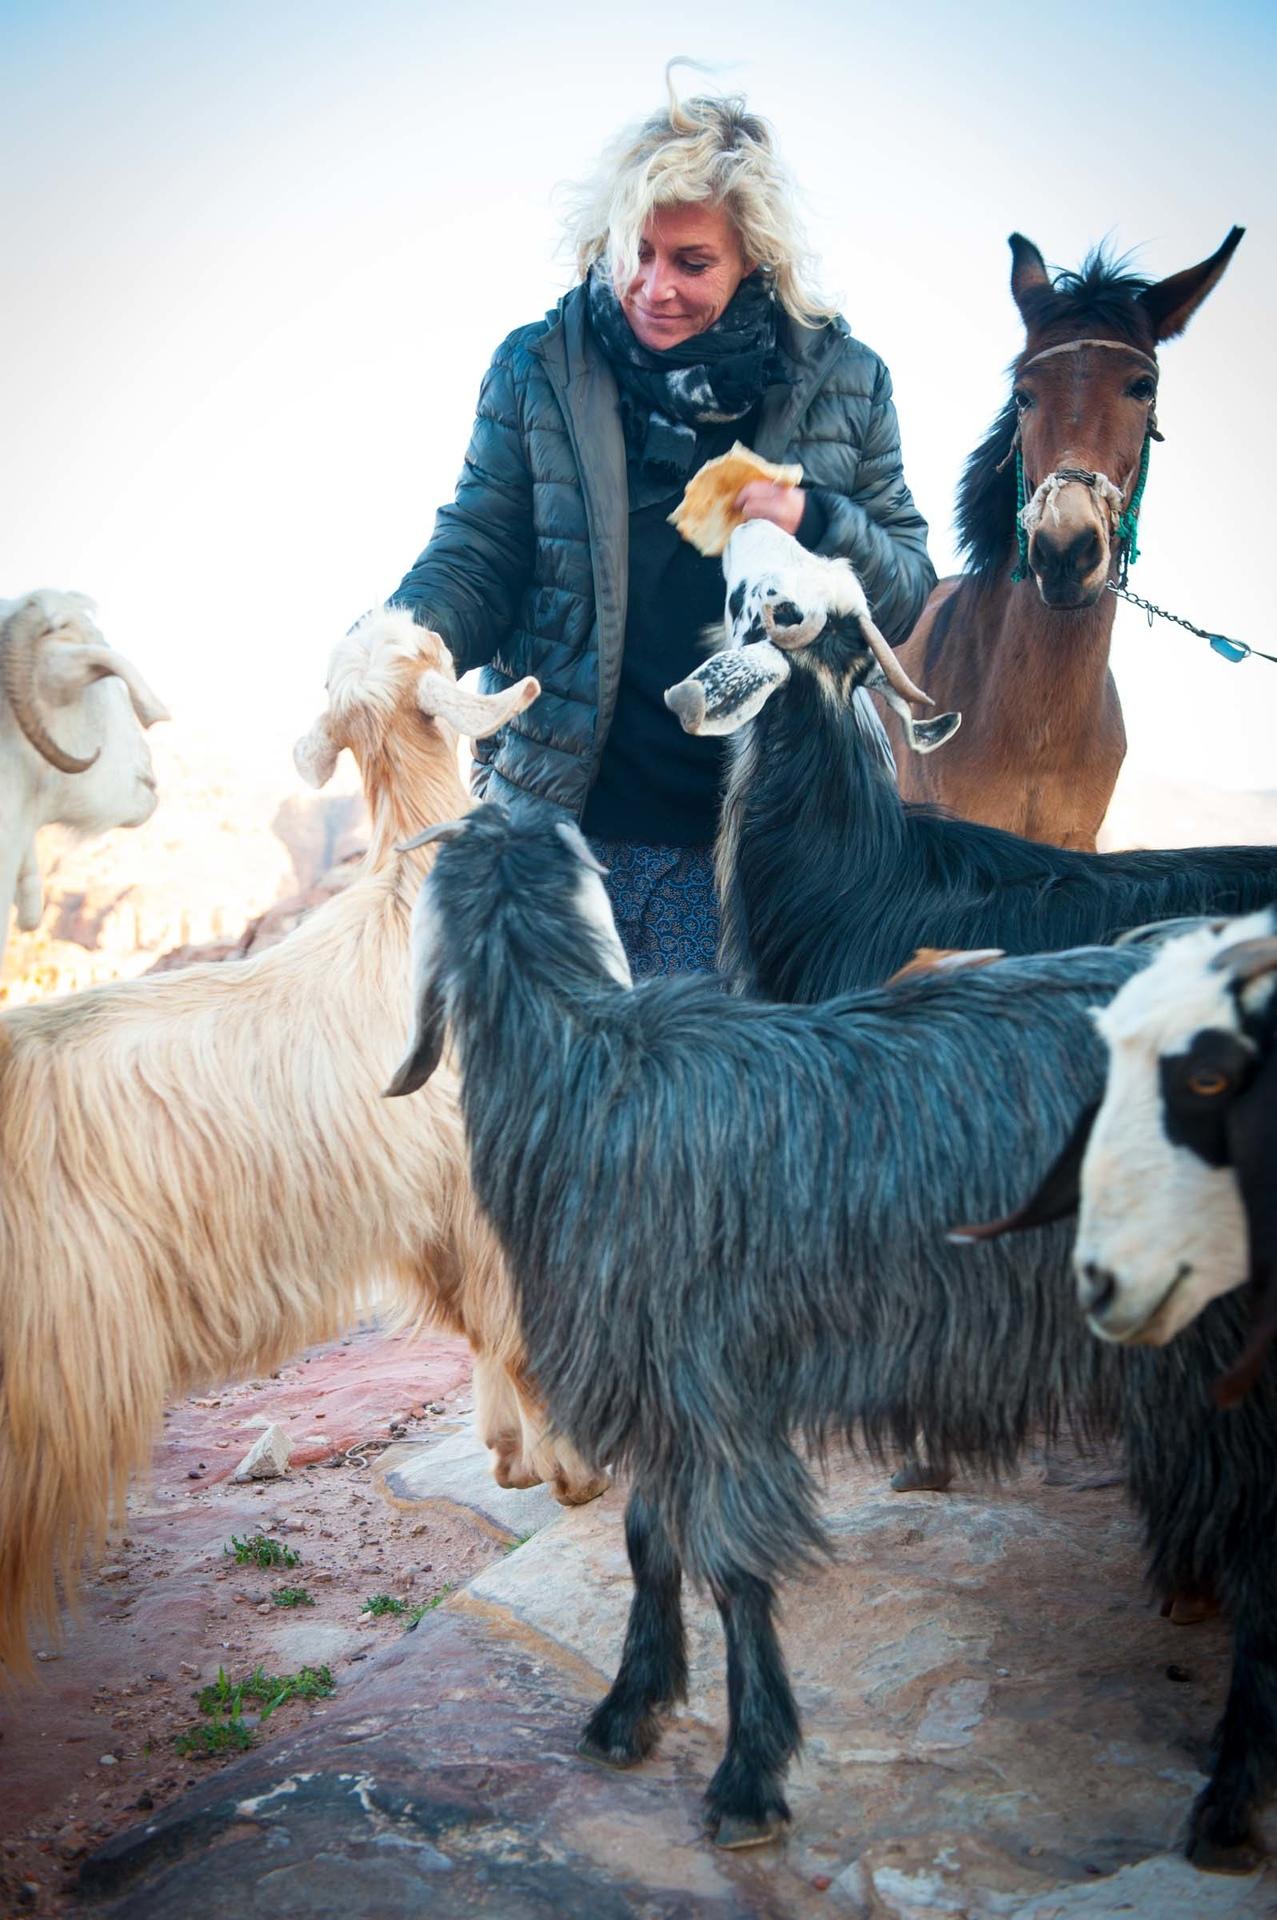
[388,805,1277,1868]
[665,523,1277,1004]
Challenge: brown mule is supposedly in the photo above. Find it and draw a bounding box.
[881,228,1243,851]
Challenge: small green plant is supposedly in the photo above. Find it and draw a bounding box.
[225,1532,300,1570]
[176,1719,255,1759]
[363,1593,408,1617]
[271,1585,314,1608]
[503,1531,533,1554]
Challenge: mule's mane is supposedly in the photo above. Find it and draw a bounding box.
[957,246,1156,578]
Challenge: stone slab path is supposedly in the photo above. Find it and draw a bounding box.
[75,1446,1277,1918]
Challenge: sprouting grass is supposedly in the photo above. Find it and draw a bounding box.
[225,1532,300,1571]
[178,1662,334,1758]
[363,1592,408,1617]
[271,1585,314,1608]
[404,1584,457,1628]
[503,1531,533,1554]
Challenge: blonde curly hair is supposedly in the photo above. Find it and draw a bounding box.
[565,66,836,329]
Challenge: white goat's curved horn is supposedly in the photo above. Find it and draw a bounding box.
[397,818,469,854]
[417,671,541,740]
[69,646,171,729]
[0,601,100,773]
[1210,935,1277,985]
[859,613,933,711]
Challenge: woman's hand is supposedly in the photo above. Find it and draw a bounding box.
[735,480,806,538]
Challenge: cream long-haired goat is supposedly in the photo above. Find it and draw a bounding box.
[0,610,605,1673]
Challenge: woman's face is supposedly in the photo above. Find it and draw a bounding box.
[621,202,753,351]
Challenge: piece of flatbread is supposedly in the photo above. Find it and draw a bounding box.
[668,442,804,557]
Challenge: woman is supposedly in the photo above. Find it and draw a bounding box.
[391,81,935,976]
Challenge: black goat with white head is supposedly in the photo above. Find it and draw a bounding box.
[388,804,1277,1869]
[666,522,1277,1001]
[960,907,1277,1401]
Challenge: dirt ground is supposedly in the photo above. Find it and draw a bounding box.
[0,1324,509,1918]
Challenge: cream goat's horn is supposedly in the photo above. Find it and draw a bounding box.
[396,819,469,855]
[860,614,933,710]
[0,602,100,773]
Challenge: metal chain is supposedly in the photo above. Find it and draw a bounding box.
[1107,581,1277,667]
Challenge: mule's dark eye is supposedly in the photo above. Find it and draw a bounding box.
[1013,388,1033,412]
[1187,1069,1230,1098]
[1127,376,1157,402]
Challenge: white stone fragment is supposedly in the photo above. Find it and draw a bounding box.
[231,1423,292,1482]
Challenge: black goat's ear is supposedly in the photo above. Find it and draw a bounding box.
[947,1100,1098,1244]
[555,820,608,875]
[384,976,448,1099]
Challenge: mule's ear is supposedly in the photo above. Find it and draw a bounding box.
[1138,226,1243,342]
[1009,233,1051,319]
[294,715,340,788]
[947,1100,1098,1244]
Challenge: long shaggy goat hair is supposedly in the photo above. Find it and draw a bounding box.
[388,804,1277,1867]
[0,612,604,1674]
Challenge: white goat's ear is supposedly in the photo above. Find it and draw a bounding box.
[417,670,540,740]
[555,820,608,875]
[294,715,341,788]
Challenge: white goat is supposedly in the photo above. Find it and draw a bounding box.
[0,609,605,1672]
[1,593,170,968]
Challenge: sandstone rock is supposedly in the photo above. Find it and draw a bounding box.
[230,1425,292,1483]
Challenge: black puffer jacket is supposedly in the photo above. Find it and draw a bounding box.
[392,283,935,818]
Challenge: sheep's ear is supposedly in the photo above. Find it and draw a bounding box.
[554,820,608,875]
[293,715,341,788]
[384,975,448,1099]
[947,1101,1098,1244]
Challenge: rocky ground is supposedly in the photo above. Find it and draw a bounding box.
[0,1324,507,1917]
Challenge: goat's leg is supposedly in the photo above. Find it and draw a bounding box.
[703,1568,801,1849]
[15,839,42,932]
[1186,1599,1277,1872]
[579,1489,686,1767]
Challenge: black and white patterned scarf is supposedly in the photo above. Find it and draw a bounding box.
[586,264,785,506]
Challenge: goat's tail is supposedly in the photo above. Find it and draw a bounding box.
[655,1434,832,1592]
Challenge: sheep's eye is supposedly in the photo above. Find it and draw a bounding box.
[1127,376,1157,402]
[1013,388,1033,412]
[1186,1069,1230,1098]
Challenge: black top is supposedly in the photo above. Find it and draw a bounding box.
[583,421,828,844]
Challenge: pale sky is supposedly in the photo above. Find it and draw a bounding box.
[3,0,1275,786]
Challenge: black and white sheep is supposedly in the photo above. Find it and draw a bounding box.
[956,905,1277,1405]
[387,804,1277,1868]
[664,521,1277,1002]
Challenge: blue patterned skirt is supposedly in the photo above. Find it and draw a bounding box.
[586,838,720,978]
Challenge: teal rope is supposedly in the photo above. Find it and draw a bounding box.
[1116,431,1151,581]
[1010,447,1030,583]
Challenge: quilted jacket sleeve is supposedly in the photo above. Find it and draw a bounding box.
[390,338,536,674]
[803,357,935,646]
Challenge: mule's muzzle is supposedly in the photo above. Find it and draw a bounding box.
[1031,525,1108,609]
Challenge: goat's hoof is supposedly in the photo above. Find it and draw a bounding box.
[706,1811,789,1851]
[890,1460,953,1493]
[1185,1832,1263,1876]
[553,1470,612,1507]
[577,1730,645,1771]
[1162,1589,1221,1627]
[1186,1791,1262,1874]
